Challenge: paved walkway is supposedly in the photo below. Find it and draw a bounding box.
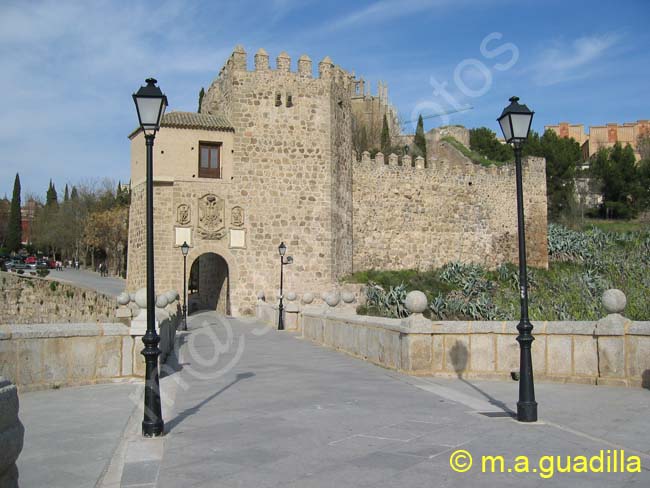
[47,268,126,297]
[142,313,650,487]
[17,382,139,488]
[14,313,650,487]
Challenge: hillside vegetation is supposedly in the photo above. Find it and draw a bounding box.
[347,223,650,321]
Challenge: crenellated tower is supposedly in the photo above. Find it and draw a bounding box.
[201,46,355,296]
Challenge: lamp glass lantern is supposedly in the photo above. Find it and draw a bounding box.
[133,78,168,134]
[180,241,190,257]
[497,96,534,144]
[278,242,287,257]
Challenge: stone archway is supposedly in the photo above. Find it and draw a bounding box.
[188,252,230,315]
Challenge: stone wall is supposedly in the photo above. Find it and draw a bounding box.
[0,377,23,488]
[289,290,650,388]
[127,46,548,317]
[352,153,548,271]
[0,272,117,325]
[132,46,358,315]
[0,323,137,391]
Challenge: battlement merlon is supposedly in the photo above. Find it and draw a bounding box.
[355,151,547,176]
[212,45,356,84]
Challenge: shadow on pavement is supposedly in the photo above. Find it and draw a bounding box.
[165,372,255,432]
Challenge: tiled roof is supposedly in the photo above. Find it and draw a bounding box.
[128,111,233,138]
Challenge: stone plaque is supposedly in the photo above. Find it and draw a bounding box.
[197,194,226,239]
[175,227,192,247]
[177,203,191,225]
[231,206,244,227]
[229,229,246,248]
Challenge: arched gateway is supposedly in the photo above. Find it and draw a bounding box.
[188,253,230,315]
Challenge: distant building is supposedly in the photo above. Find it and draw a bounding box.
[546,120,650,161]
[0,198,9,246]
[20,199,37,245]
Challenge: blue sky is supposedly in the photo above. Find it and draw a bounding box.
[1,0,649,199]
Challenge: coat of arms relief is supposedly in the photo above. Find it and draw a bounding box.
[197,194,226,239]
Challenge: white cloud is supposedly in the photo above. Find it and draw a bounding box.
[530,33,620,86]
[326,0,459,31]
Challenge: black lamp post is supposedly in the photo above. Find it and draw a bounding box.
[277,242,293,330]
[133,78,167,437]
[497,96,537,423]
[180,241,190,331]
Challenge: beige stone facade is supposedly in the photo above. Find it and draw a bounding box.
[546,120,650,161]
[127,46,548,317]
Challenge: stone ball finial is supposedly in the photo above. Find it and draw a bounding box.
[156,294,169,309]
[256,47,268,55]
[341,291,355,304]
[233,44,246,53]
[405,291,428,314]
[256,290,265,301]
[302,293,314,304]
[134,288,147,309]
[286,291,297,301]
[602,289,626,314]
[324,292,340,307]
[117,292,131,306]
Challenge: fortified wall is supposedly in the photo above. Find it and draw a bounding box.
[126,46,548,317]
[353,152,548,270]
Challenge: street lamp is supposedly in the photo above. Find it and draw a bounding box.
[133,78,167,437]
[277,242,293,330]
[180,241,190,331]
[497,96,537,423]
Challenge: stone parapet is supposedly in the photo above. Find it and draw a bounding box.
[0,377,23,488]
[0,323,140,391]
[297,290,650,389]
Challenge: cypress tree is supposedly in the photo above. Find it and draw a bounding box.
[198,87,205,114]
[380,114,390,154]
[6,173,22,252]
[70,186,79,200]
[414,114,427,158]
[63,184,69,202]
[46,180,58,207]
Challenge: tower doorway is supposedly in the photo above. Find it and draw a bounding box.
[188,252,230,315]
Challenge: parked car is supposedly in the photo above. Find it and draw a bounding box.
[9,259,26,272]
[24,256,37,265]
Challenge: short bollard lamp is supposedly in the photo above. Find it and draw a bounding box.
[133,78,167,437]
[497,96,537,423]
[180,241,190,331]
[277,242,293,330]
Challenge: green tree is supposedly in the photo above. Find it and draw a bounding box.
[380,114,390,154]
[46,180,58,207]
[6,174,22,252]
[198,87,205,113]
[414,114,427,158]
[521,130,581,221]
[591,142,640,219]
[469,127,513,162]
[63,184,69,202]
